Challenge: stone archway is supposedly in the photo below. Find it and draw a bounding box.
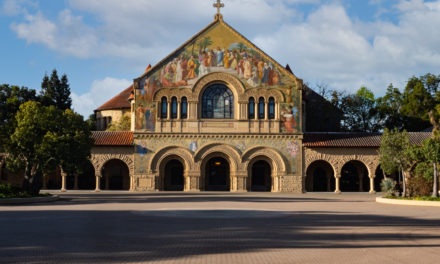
[242,146,287,192]
[150,146,194,191]
[250,159,272,192]
[204,156,230,191]
[100,159,130,190]
[194,143,240,191]
[340,160,370,192]
[163,159,184,191]
[305,160,335,192]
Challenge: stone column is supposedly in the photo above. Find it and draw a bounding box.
[167,101,171,120]
[369,176,376,194]
[264,103,268,120]
[61,171,67,192]
[335,175,341,194]
[177,101,181,119]
[95,173,101,192]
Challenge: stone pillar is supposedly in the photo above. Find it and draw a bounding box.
[61,171,67,192]
[264,103,268,120]
[369,176,376,194]
[177,101,181,119]
[95,173,101,192]
[335,175,341,194]
[74,174,79,190]
[167,101,171,120]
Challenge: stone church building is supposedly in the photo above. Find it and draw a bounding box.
[0,9,430,194]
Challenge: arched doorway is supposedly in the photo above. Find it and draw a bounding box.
[78,161,95,190]
[374,165,385,192]
[205,157,230,191]
[251,160,271,192]
[164,159,184,191]
[305,160,335,192]
[341,161,369,192]
[101,159,130,190]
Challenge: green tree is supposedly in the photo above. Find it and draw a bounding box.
[400,74,440,131]
[106,116,131,131]
[5,101,93,195]
[0,84,37,153]
[40,69,72,110]
[376,84,404,130]
[379,128,411,197]
[341,87,379,132]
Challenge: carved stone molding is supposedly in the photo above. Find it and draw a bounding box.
[192,72,246,101]
[244,88,284,102]
[241,146,287,175]
[90,154,134,177]
[149,146,195,173]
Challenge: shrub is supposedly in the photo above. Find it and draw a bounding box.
[407,175,432,197]
[381,178,396,196]
[0,184,31,198]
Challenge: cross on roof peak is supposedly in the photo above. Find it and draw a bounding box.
[213,0,224,20]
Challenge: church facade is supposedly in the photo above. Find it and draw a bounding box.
[1,10,430,193]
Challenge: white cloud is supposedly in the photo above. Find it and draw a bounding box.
[71,77,132,117]
[7,0,440,98]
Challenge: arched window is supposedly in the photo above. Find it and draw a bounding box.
[202,84,234,119]
[268,97,275,119]
[181,97,188,119]
[258,97,265,119]
[161,97,168,119]
[248,97,255,119]
[171,97,177,119]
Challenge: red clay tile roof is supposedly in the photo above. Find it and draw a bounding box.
[95,85,133,111]
[92,131,133,146]
[303,132,432,148]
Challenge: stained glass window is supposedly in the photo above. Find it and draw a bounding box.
[181,97,188,119]
[258,97,265,119]
[268,97,275,119]
[171,97,177,119]
[161,97,167,119]
[202,84,234,119]
[249,97,255,119]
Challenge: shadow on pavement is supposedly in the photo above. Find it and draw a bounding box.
[0,209,439,263]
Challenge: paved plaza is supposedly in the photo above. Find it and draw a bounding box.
[1,192,440,264]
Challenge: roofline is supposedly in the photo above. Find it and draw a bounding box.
[133,17,303,89]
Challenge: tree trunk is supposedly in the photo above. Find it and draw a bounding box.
[21,163,42,196]
[433,162,439,198]
[401,169,406,197]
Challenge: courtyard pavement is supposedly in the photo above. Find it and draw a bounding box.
[1,192,439,264]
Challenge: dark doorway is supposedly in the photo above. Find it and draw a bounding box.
[164,159,184,191]
[341,161,369,192]
[374,166,385,192]
[305,160,335,192]
[78,161,95,190]
[101,159,130,190]
[251,160,271,192]
[205,157,230,191]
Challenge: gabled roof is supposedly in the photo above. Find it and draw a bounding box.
[135,18,300,83]
[92,131,133,146]
[303,132,432,148]
[95,85,133,111]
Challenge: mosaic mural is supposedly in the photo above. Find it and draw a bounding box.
[134,22,301,133]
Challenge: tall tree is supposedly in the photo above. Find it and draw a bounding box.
[40,69,72,110]
[5,101,93,195]
[0,84,37,153]
[341,87,379,132]
[379,128,411,197]
[376,84,405,130]
[400,74,440,131]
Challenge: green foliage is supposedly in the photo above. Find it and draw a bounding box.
[376,84,404,130]
[40,69,72,110]
[106,115,131,131]
[379,128,411,175]
[86,114,97,131]
[5,101,93,195]
[0,84,37,152]
[380,178,396,196]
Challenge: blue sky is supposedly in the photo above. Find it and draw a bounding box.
[1,0,439,117]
